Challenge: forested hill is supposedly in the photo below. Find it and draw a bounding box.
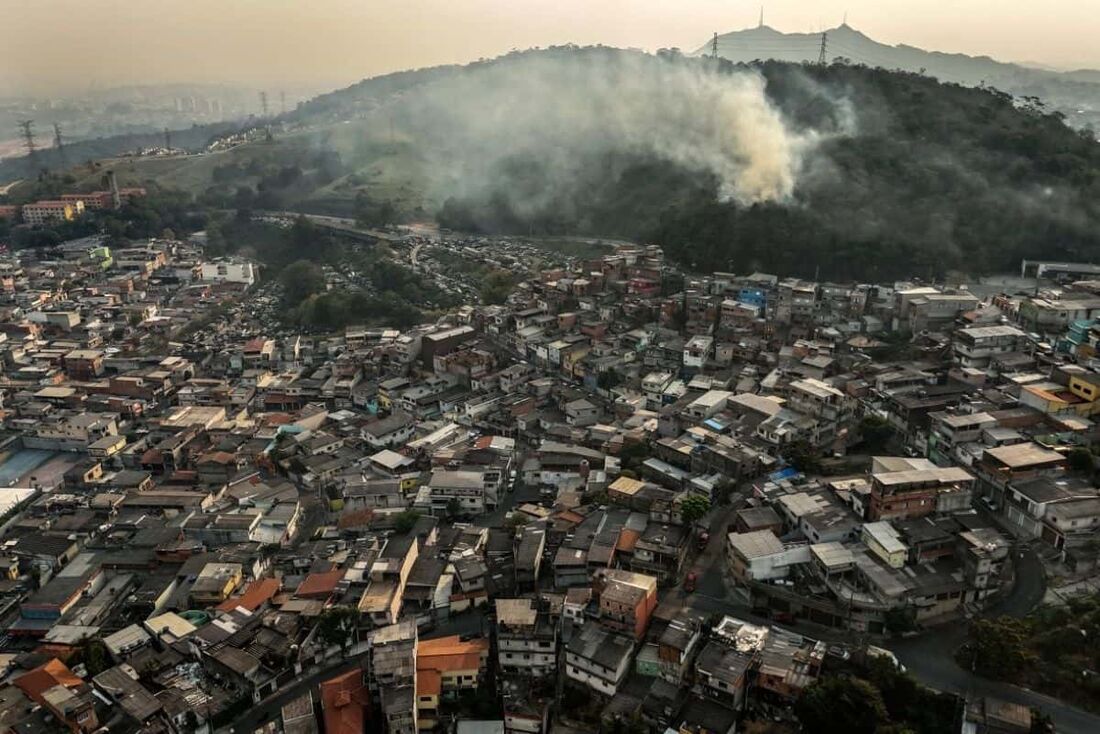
[436,54,1100,281]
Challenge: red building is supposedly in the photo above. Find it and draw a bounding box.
[595,568,659,640]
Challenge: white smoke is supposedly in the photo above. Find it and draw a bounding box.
[383,48,815,205]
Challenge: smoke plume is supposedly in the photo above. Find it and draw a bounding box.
[382,48,815,206]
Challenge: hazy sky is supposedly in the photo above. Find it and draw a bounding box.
[4,0,1100,97]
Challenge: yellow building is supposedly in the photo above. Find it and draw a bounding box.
[21,200,83,226]
[189,563,244,605]
[862,521,907,569]
[1020,377,1100,417]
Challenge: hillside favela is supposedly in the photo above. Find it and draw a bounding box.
[4,2,1100,733]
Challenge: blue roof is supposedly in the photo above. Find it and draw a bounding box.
[768,467,800,482]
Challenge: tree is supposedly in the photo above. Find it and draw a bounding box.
[79,638,111,676]
[884,605,918,635]
[597,369,621,391]
[795,676,889,734]
[280,259,326,306]
[713,479,735,506]
[961,616,1037,680]
[860,415,894,453]
[480,270,515,305]
[393,510,420,534]
[617,441,650,471]
[1067,447,1094,474]
[317,606,359,648]
[782,440,822,474]
[680,493,711,525]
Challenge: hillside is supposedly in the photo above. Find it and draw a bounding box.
[700,23,1100,130]
[417,49,1100,280]
[11,47,1100,282]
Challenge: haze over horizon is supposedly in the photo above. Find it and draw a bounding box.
[3,0,1100,98]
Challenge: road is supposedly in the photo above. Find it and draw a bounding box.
[676,513,1100,733]
[253,210,400,242]
[885,545,1100,734]
[889,628,1100,734]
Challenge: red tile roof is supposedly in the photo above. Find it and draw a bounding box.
[416,636,490,676]
[295,569,343,600]
[616,528,641,552]
[417,668,442,697]
[14,658,82,704]
[216,577,281,613]
[320,669,369,734]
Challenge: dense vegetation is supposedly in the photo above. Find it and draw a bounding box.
[959,594,1100,713]
[794,656,962,734]
[438,55,1100,280]
[207,213,456,329]
[0,178,206,248]
[10,50,1100,291]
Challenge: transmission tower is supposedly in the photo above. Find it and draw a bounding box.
[17,120,36,157]
[52,123,64,152]
[259,91,269,117]
[711,32,719,59]
[164,128,172,151]
[818,32,828,65]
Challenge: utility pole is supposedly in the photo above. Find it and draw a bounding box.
[17,120,36,157]
[711,32,719,59]
[818,32,829,65]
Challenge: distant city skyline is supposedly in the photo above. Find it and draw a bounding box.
[3,0,1100,97]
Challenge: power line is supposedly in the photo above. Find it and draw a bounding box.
[17,120,36,157]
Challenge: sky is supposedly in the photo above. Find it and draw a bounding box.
[3,0,1100,97]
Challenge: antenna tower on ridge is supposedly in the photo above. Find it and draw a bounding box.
[818,32,828,65]
[712,32,719,58]
[17,120,36,157]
